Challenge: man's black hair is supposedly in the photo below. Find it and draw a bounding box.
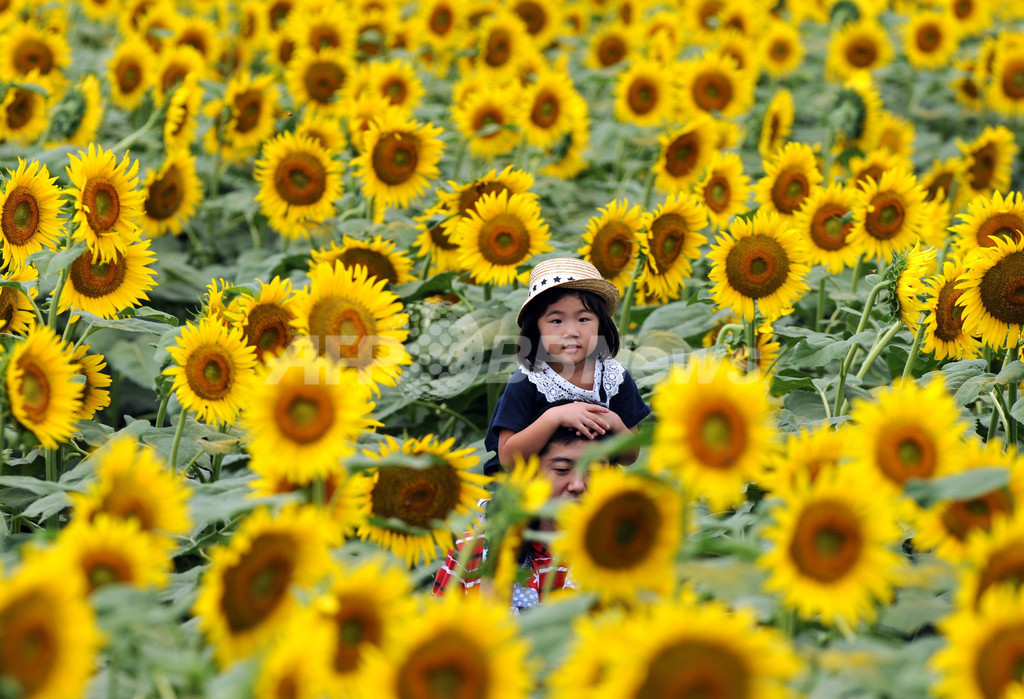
[515,288,620,370]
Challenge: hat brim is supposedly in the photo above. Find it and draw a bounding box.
[516,279,621,326]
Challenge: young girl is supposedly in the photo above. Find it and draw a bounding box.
[484,258,650,475]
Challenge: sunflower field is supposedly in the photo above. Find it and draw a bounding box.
[5,0,1024,696]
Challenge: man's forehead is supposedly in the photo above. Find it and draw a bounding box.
[541,440,589,465]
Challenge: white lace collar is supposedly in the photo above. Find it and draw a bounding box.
[522,358,626,406]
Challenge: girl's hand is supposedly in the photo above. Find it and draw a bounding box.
[552,402,611,439]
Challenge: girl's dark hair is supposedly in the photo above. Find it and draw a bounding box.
[516,288,620,369]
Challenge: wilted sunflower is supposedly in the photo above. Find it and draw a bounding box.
[951,190,1024,254]
[676,51,755,118]
[66,144,144,264]
[760,17,804,76]
[285,46,351,116]
[71,436,191,536]
[453,189,551,287]
[792,183,860,274]
[754,141,823,219]
[205,71,280,163]
[358,434,490,566]
[290,262,411,390]
[0,80,50,145]
[0,20,71,83]
[315,558,415,693]
[245,350,378,482]
[254,131,344,241]
[163,74,203,152]
[760,465,904,627]
[652,116,717,193]
[613,58,675,127]
[164,315,258,426]
[957,235,1024,349]
[847,377,967,504]
[0,267,36,336]
[139,149,203,239]
[921,254,981,360]
[932,585,1024,699]
[361,592,532,699]
[825,18,893,81]
[904,10,958,70]
[602,595,801,699]
[0,558,100,699]
[848,166,926,261]
[69,344,111,420]
[107,41,154,111]
[522,66,581,149]
[5,324,81,449]
[698,151,750,230]
[556,468,681,602]
[914,437,1021,563]
[757,88,793,159]
[650,354,777,512]
[311,235,415,288]
[194,505,337,666]
[709,210,810,322]
[958,124,1019,197]
[0,158,62,272]
[352,108,444,212]
[637,193,707,302]
[578,199,644,294]
[451,83,526,158]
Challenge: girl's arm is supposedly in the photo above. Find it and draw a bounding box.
[497,402,612,467]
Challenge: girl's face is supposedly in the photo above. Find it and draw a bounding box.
[536,293,600,370]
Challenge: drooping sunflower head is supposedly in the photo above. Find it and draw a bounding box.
[68,344,112,421]
[638,192,708,303]
[358,434,490,565]
[888,243,937,331]
[163,73,203,152]
[708,209,811,322]
[757,87,794,160]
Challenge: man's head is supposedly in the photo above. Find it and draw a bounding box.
[537,426,596,500]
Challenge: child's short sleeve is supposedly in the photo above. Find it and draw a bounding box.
[610,369,651,429]
[484,373,541,452]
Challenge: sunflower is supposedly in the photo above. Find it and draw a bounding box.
[366,57,424,112]
[792,183,861,274]
[893,244,937,331]
[728,320,781,375]
[164,315,258,426]
[870,110,916,160]
[244,350,378,481]
[194,505,337,667]
[65,144,145,264]
[0,558,100,699]
[767,423,849,492]
[362,592,532,699]
[138,149,202,239]
[951,55,984,111]
[163,73,203,152]
[903,10,959,70]
[613,58,675,127]
[0,80,50,145]
[295,109,348,154]
[71,436,191,536]
[358,434,490,566]
[921,156,969,210]
[650,354,777,512]
[440,168,535,234]
[249,465,371,536]
[541,108,592,180]
[847,150,913,190]
[914,437,1021,563]
[0,267,36,336]
[205,71,279,163]
[601,595,801,699]
[311,236,415,288]
[698,151,750,230]
[0,158,62,272]
[921,254,982,360]
[154,44,208,104]
[223,277,299,363]
[952,190,1024,254]
[958,125,1019,198]
[351,108,444,212]
[521,66,580,149]
[577,199,644,294]
[413,206,462,274]
[285,46,351,117]
[954,508,1024,613]
[5,324,80,449]
[709,210,811,322]
[415,0,463,53]
[585,20,636,69]
[452,190,551,288]
[637,193,707,303]
[760,17,804,76]
[754,141,823,219]
[555,468,681,602]
[825,18,893,81]
[986,42,1024,117]
[760,465,903,627]
[846,377,967,505]
[757,88,793,160]
[676,51,755,118]
[652,116,718,193]
[0,20,71,83]
[58,238,156,322]
[451,82,525,158]
[848,167,926,261]
[254,131,344,241]
[831,70,885,152]
[955,235,1024,349]
[62,347,109,425]
[314,558,415,693]
[253,611,333,699]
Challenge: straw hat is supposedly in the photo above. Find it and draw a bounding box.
[516,258,620,326]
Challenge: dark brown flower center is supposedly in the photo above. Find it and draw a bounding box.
[810,202,851,251]
[933,278,966,342]
[69,248,128,298]
[940,489,1013,542]
[274,152,327,206]
[331,594,383,673]
[304,60,346,104]
[1,186,40,246]
[664,132,701,178]
[307,296,376,363]
[583,490,660,570]
[978,250,1024,325]
[16,357,50,422]
[144,164,184,221]
[692,70,733,112]
[634,639,749,699]
[627,78,659,115]
[515,1,547,35]
[5,88,36,130]
[483,27,512,67]
[233,89,263,134]
[116,58,143,94]
[370,462,461,528]
[974,623,1024,699]
[724,234,791,299]
[691,400,748,468]
[650,213,688,269]
[976,212,1024,247]
[531,90,559,128]
[845,37,878,68]
[969,143,998,190]
[770,169,811,214]
[81,180,122,233]
[13,38,54,75]
[0,591,59,695]
[220,533,297,633]
[371,132,420,186]
[590,221,634,278]
[597,36,627,67]
[864,192,906,240]
[396,632,490,699]
[428,5,453,35]
[244,304,296,361]
[274,386,334,444]
[338,248,399,285]
[874,424,937,485]
[789,500,864,583]
[477,213,530,266]
[184,344,234,400]
[976,544,1024,607]
[1002,59,1024,99]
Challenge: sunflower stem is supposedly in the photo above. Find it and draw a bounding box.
[311,477,326,507]
[641,166,656,209]
[850,255,864,294]
[855,322,902,382]
[483,285,492,302]
[901,319,928,380]
[991,388,1011,444]
[46,267,69,331]
[110,102,163,153]
[44,448,58,532]
[745,316,757,374]
[169,411,188,474]
[834,280,888,415]
[815,277,826,333]
[155,389,171,429]
[452,138,466,180]
[617,254,646,338]
[1007,343,1020,445]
